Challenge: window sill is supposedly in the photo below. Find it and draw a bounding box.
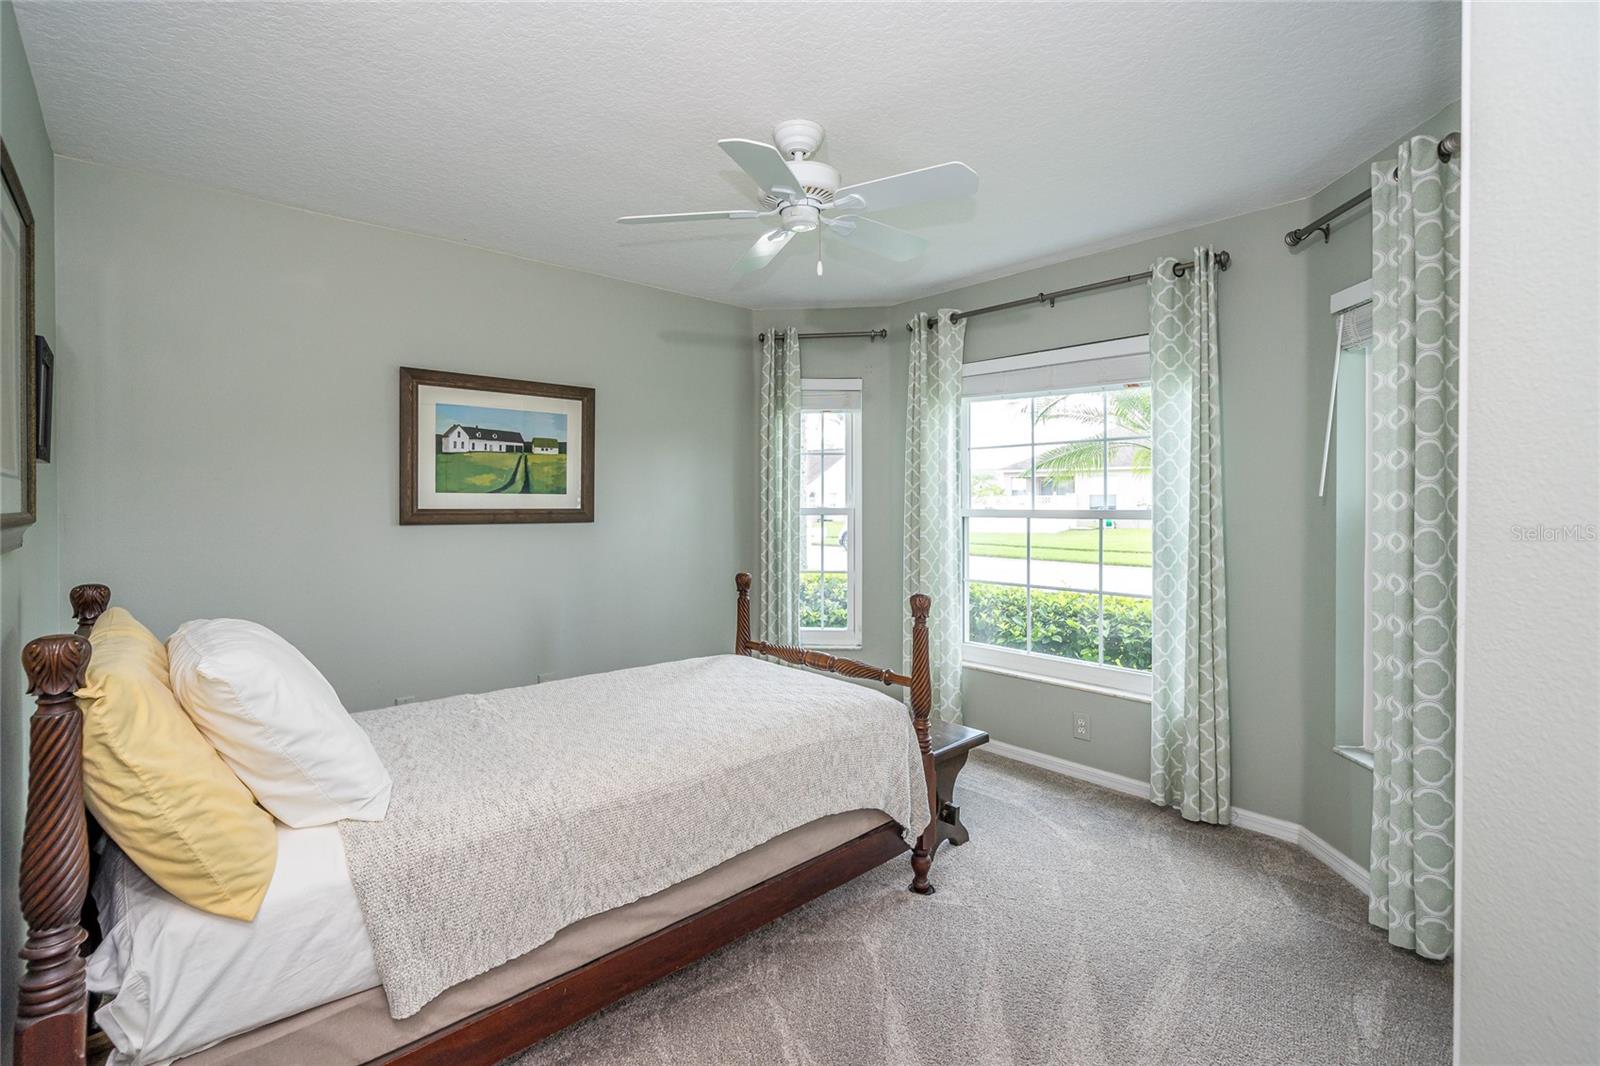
[801,632,862,651]
[1334,745,1375,771]
[962,659,1152,704]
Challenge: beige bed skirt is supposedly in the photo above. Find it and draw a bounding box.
[179,808,893,1065]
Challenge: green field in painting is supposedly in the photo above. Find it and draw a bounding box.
[436,452,567,494]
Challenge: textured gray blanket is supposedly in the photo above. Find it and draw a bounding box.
[338,654,929,1019]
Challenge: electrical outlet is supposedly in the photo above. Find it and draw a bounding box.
[1073,713,1091,741]
[393,695,417,706]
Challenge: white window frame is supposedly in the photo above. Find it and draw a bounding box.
[1330,282,1377,765]
[800,379,863,649]
[959,336,1153,698]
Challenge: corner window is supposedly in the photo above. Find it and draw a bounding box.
[1328,285,1376,764]
[960,336,1152,696]
[801,380,862,648]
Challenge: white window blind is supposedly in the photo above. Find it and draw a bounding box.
[961,335,1150,398]
[800,378,861,411]
[1339,301,1374,350]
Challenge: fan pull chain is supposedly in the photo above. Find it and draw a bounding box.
[816,227,824,276]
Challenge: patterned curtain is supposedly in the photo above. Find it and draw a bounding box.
[757,328,802,647]
[904,311,965,723]
[1149,249,1232,825]
[1368,136,1460,960]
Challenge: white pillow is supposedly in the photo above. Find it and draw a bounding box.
[167,619,391,827]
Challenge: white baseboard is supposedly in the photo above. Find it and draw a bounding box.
[986,740,1149,799]
[983,740,1371,895]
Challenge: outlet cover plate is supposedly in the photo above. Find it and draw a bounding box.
[1073,713,1091,741]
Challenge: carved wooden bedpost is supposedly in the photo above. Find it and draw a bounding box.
[734,573,752,655]
[70,584,110,636]
[907,593,938,895]
[16,633,92,1066]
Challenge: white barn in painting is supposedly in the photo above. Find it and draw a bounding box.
[439,424,526,453]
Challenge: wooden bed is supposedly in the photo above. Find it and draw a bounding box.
[14,574,940,1066]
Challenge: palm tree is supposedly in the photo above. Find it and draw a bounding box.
[1032,390,1151,486]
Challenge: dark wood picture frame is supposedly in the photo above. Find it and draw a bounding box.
[1,139,38,550]
[34,335,53,463]
[399,366,595,525]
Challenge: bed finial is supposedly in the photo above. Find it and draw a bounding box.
[17,634,92,1065]
[734,573,752,656]
[909,593,930,625]
[907,592,937,895]
[68,584,110,635]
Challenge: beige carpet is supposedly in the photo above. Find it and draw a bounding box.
[508,751,1452,1065]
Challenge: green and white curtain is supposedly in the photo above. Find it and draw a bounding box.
[904,311,965,723]
[1149,249,1232,825]
[1368,136,1460,960]
[757,328,803,646]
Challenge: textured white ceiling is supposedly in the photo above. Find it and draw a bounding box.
[14,1,1459,310]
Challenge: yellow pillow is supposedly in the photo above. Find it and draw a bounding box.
[78,607,277,921]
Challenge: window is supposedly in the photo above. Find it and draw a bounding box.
[800,379,862,647]
[1328,282,1376,766]
[960,336,1152,696]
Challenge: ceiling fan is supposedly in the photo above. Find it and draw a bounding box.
[617,119,978,276]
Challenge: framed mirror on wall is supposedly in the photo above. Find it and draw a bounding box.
[1,139,37,552]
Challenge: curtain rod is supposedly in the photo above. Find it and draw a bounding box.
[1284,131,1461,248]
[904,250,1231,332]
[756,329,889,343]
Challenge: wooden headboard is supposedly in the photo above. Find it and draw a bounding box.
[16,583,107,1066]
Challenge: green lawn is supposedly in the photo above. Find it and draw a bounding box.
[435,452,567,494]
[969,527,1151,567]
[521,454,567,494]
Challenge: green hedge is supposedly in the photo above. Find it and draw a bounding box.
[967,582,1152,671]
[801,573,849,630]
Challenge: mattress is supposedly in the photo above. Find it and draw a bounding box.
[88,809,893,1066]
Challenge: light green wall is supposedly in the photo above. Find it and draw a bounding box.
[765,105,1461,864]
[0,2,58,1056]
[53,159,754,712]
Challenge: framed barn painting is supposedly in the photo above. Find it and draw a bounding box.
[399,367,595,525]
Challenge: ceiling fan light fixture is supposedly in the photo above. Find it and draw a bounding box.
[780,204,820,233]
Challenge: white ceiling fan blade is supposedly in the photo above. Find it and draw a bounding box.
[834,162,978,213]
[719,139,804,198]
[823,216,927,262]
[734,228,797,274]
[617,210,761,224]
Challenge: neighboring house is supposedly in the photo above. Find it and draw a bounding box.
[802,451,848,507]
[439,424,527,454]
[527,436,560,455]
[989,452,1152,511]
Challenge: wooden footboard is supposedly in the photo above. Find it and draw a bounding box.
[734,573,941,895]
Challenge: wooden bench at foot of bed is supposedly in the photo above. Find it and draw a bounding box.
[14,575,942,1066]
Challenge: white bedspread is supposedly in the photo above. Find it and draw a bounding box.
[339,653,928,1019]
[88,825,379,1066]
